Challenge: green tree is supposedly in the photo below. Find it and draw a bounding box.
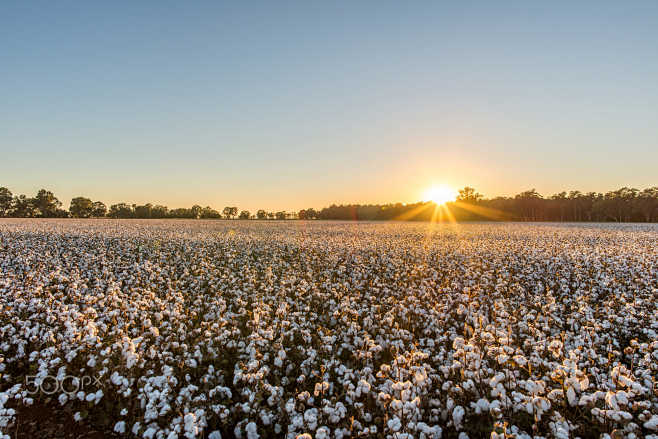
[34,189,61,217]
[108,203,133,218]
[188,205,201,219]
[0,187,13,217]
[91,201,107,217]
[239,210,250,219]
[256,209,267,219]
[12,195,36,217]
[223,206,238,219]
[201,206,221,218]
[69,197,94,218]
[635,187,658,222]
[134,204,153,219]
[151,205,168,218]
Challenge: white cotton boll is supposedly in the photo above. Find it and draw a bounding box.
[245,421,259,439]
[452,406,465,431]
[471,398,489,414]
[167,432,178,439]
[304,408,318,430]
[58,393,68,405]
[143,427,157,439]
[496,354,509,364]
[645,415,658,431]
[208,432,222,439]
[114,421,126,434]
[458,433,469,439]
[387,417,402,432]
[614,390,628,406]
[73,412,82,422]
[566,386,577,406]
[315,426,330,439]
[546,388,562,402]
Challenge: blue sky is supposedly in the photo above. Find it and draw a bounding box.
[2,1,657,211]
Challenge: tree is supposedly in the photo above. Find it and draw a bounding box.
[275,211,287,220]
[635,187,658,222]
[34,189,61,217]
[0,187,13,217]
[550,191,568,222]
[256,209,267,219]
[91,201,107,217]
[306,208,318,219]
[134,204,154,219]
[191,205,203,219]
[223,206,238,219]
[456,187,482,204]
[199,206,220,219]
[70,197,94,218]
[12,195,36,217]
[298,209,308,220]
[151,205,168,218]
[108,203,133,218]
[514,189,543,221]
[239,210,250,219]
[168,208,193,218]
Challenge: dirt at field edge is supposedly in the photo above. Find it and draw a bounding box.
[10,402,118,439]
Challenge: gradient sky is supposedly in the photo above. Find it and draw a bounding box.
[2,1,657,212]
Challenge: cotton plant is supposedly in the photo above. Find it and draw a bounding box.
[0,220,656,438]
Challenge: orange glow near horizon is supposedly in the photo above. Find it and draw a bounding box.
[422,185,457,205]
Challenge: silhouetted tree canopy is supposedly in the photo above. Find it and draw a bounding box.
[70,197,94,218]
[0,185,656,222]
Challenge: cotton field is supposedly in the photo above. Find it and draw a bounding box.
[1,220,657,439]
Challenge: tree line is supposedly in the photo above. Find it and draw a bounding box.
[0,185,656,222]
[312,187,658,222]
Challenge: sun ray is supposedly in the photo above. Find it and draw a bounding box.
[451,201,511,221]
[393,202,434,221]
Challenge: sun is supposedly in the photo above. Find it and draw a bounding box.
[423,185,457,205]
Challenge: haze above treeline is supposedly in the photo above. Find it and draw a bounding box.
[1,185,657,223]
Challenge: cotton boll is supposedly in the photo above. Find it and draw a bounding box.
[452,406,465,430]
[387,417,402,432]
[645,416,658,431]
[114,421,126,434]
[245,421,259,439]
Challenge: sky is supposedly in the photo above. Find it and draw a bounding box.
[2,1,657,212]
